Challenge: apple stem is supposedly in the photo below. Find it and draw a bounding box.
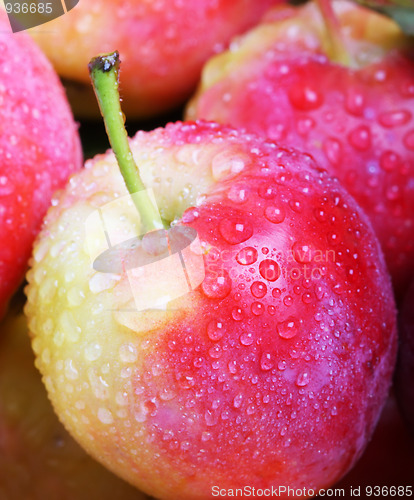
[88,51,163,233]
[315,0,352,66]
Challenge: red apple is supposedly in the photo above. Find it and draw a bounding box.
[0,313,150,500]
[23,53,397,497]
[186,0,414,297]
[0,9,82,320]
[28,0,282,119]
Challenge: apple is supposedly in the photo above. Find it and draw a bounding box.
[186,0,414,297]
[0,313,150,500]
[0,8,82,320]
[395,280,414,434]
[334,393,414,492]
[24,53,397,499]
[28,0,282,119]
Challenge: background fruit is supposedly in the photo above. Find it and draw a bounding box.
[186,0,414,297]
[28,0,281,119]
[0,313,149,500]
[0,9,82,320]
[25,120,396,499]
[395,279,414,434]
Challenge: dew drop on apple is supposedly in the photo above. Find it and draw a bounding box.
[232,307,244,321]
[348,125,371,151]
[251,281,267,298]
[288,84,322,111]
[277,317,297,339]
[379,110,411,128]
[283,295,293,307]
[209,345,222,359]
[260,352,274,371]
[219,218,253,244]
[201,270,232,299]
[259,259,280,282]
[239,332,254,346]
[207,319,225,341]
[119,343,138,363]
[296,372,310,387]
[403,130,414,151]
[380,151,400,171]
[176,372,195,389]
[264,205,286,224]
[236,246,258,265]
[205,410,218,426]
[228,360,237,374]
[98,407,114,425]
[323,138,342,166]
[233,393,243,408]
[251,302,264,315]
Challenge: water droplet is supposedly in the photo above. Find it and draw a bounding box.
[228,185,249,204]
[348,125,371,151]
[232,307,244,321]
[251,302,264,315]
[265,206,286,224]
[207,320,225,341]
[379,110,411,128]
[201,270,232,299]
[277,318,297,339]
[240,332,254,346]
[289,84,322,111]
[84,342,102,361]
[296,372,310,387]
[403,130,414,151]
[345,89,364,116]
[219,218,253,244]
[268,305,276,315]
[119,344,137,363]
[380,150,401,171]
[233,393,243,408]
[292,242,313,263]
[278,360,287,371]
[272,288,281,298]
[324,138,342,166]
[260,352,274,371]
[205,410,218,426]
[176,372,195,389]
[283,295,293,307]
[302,293,312,304]
[228,360,237,374]
[258,183,277,199]
[209,345,222,359]
[236,246,258,265]
[251,281,267,298]
[98,408,114,425]
[386,185,401,201]
[259,259,280,282]
[289,199,303,213]
[296,117,315,136]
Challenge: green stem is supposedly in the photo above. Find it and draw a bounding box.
[316,0,352,66]
[88,51,162,233]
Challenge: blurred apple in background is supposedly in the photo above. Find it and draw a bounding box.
[0,313,150,500]
[0,9,82,321]
[187,0,414,298]
[28,0,282,119]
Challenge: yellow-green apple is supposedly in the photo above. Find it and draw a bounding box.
[28,0,282,119]
[186,0,414,298]
[0,313,150,500]
[0,9,82,320]
[24,53,397,499]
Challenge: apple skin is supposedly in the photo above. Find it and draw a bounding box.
[395,280,414,434]
[28,0,282,119]
[186,0,414,297]
[24,121,397,499]
[0,313,151,500]
[0,9,82,320]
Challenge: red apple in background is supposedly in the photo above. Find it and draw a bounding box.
[0,9,82,320]
[0,313,149,500]
[395,279,414,434]
[24,53,397,500]
[187,0,414,298]
[28,0,282,119]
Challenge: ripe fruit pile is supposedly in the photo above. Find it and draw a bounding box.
[1,0,414,499]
